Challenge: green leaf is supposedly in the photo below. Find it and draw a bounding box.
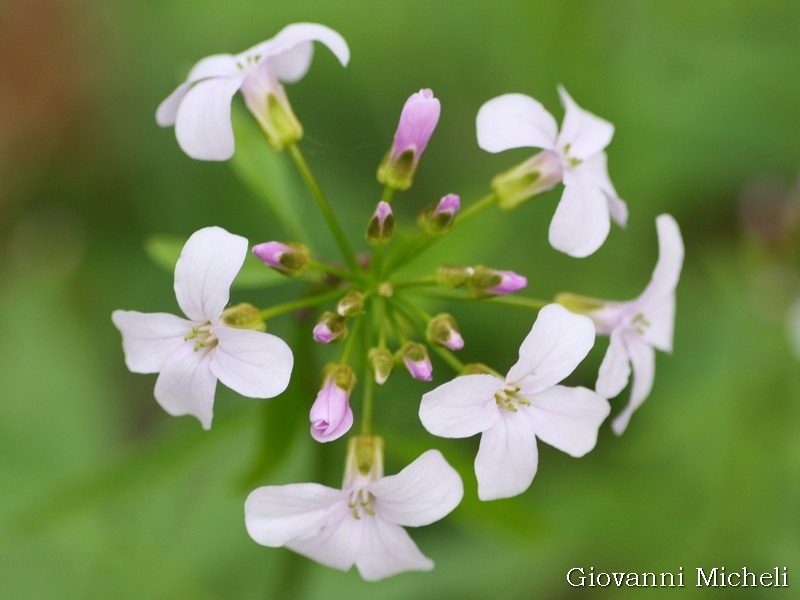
[144,235,288,289]
[229,106,309,243]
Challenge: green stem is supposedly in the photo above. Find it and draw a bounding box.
[339,315,363,364]
[308,260,362,281]
[260,287,345,320]
[387,192,498,272]
[360,302,375,435]
[380,185,395,204]
[392,275,437,289]
[287,142,358,270]
[392,297,465,374]
[403,289,551,311]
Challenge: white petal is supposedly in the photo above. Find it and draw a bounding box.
[174,74,245,160]
[476,93,558,153]
[154,345,217,429]
[475,412,539,501]
[111,310,195,373]
[418,374,503,438]
[579,153,628,227]
[612,338,655,435]
[368,450,463,527]
[595,328,631,399]
[641,293,675,352]
[556,85,614,160]
[156,54,240,126]
[548,169,611,257]
[244,483,346,546]
[355,518,433,581]
[527,385,610,457]
[506,304,596,394]
[156,82,191,128]
[174,226,248,323]
[636,214,684,320]
[286,506,361,573]
[210,327,293,398]
[246,23,350,77]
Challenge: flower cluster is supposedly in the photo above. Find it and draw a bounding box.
[113,22,684,581]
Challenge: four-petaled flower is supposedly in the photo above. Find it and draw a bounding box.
[156,23,349,160]
[477,86,627,257]
[112,227,294,429]
[419,304,610,500]
[581,214,684,435]
[245,437,463,581]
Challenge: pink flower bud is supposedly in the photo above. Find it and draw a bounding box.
[309,365,356,443]
[488,270,528,295]
[391,89,440,164]
[313,311,348,344]
[365,201,395,245]
[419,193,461,234]
[377,89,441,191]
[398,341,433,381]
[468,265,527,297]
[252,241,309,276]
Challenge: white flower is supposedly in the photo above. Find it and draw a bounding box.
[245,437,463,581]
[477,86,627,257]
[587,214,684,435]
[419,304,610,500]
[156,23,349,160]
[112,226,293,429]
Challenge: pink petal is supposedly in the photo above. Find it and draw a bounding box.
[210,326,293,398]
[368,450,463,527]
[173,226,248,323]
[477,93,558,153]
[527,385,610,457]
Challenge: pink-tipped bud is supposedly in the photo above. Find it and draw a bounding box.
[468,265,528,297]
[397,341,433,381]
[418,193,461,234]
[252,241,309,276]
[336,291,365,317]
[310,364,356,443]
[313,311,348,344]
[365,201,395,245]
[427,313,464,351]
[377,89,441,191]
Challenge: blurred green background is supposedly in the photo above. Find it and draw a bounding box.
[2,0,799,598]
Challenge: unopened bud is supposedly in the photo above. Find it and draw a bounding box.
[310,363,357,443]
[397,341,433,381]
[252,241,309,277]
[418,193,460,235]
[368,348,395,385]
[377,89,440,191]
[220,303,266,331]
[435,265,474,289]
[426,313,464,350]
[491,150,563,210]
[366,201,395,245]
[336,291,365,317]
[468,265,527,297]
[313,311,348,344]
